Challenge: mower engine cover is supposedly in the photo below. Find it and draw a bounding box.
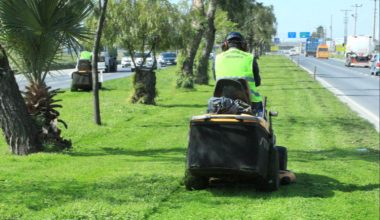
[187,115,272,179]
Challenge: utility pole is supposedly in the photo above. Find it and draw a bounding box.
[373,0,378,40]
[341,9,352,45]
[352,4,362,36]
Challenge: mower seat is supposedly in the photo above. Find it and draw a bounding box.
[214,79,251,104]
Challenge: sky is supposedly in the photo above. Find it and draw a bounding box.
[257,0,379,42]
[170,0,379,42]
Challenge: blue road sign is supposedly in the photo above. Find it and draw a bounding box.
[274,38,280,44]
[288,32,296,38]
[300,32,311,38]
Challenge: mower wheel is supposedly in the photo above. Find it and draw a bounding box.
[276,146,288,170]
[256,148,280,191]
[184,170,209,190]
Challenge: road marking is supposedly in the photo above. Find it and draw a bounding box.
[291,57,380,132]
[304,57,379,80]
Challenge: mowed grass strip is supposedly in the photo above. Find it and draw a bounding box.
[0,56,378,219]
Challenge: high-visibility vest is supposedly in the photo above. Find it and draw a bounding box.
[80,51,92,60]
[215,48,262,102]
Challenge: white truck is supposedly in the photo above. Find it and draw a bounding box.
[345,36,375,67]
[98,51,118,73]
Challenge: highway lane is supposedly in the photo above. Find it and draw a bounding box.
[16,65,133,91]
[290,55,379,131]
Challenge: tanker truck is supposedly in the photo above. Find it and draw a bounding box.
[345,36,375,67]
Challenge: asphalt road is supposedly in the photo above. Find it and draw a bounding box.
[16,64,133,91]
[289,55,380,131]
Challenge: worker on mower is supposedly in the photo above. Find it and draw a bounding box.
[215,32,263,116]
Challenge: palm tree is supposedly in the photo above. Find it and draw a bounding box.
[0,0,93,152]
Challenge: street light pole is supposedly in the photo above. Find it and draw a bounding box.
[352,4,362,36]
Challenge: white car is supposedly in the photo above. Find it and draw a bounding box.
[289,49,298,56]
[121,56,132,68]
[130,52,156,71]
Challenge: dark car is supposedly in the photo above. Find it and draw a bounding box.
[158,52,177,66]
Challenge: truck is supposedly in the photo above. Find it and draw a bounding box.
[98,47,118,72]
[345,36,375,67]
[305,38,320,57]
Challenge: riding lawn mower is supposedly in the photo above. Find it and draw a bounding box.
[184,79,295,191]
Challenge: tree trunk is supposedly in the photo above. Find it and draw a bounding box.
[131,68,156,105]
[195,0,217,85]
[178,0,205,89]
[92,0,108,125]
[247,34,254,53]
[0,46,41,155]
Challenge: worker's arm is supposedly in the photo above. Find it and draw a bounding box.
[252,56,261,87]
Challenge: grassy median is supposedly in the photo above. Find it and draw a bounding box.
[0,56,378,219]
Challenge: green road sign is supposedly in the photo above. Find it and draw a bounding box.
[300,32,311,38]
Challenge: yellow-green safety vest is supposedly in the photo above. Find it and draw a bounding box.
[80,51,92,60]
[215,48,262,102]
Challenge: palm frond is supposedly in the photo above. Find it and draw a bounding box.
[0,0,93,83]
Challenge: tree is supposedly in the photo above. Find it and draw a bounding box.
[218,0,252,28]
[214,8,238,44]
[247,3,277,54]
[111,0,176,104]
[177,0,205,89]
[312,26,325,39]
[219,1,277,54]
[195,0,217,85]
[0,0,92,153]
[0,45,41,155]
[92,0,109,125]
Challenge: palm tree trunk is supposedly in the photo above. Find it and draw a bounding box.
[0,46,41,155]
[92,0,108,125]
[131,68,156,105]
[178,0,205,89]
[195,0,217,85]
[131,39,157,105]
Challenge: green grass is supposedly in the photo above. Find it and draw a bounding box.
[329,53,345,59]
[0,56,379,219]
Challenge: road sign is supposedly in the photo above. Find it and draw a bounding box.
[274,38,280,44]
[288,32,296,38]
[300,32,311,38]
